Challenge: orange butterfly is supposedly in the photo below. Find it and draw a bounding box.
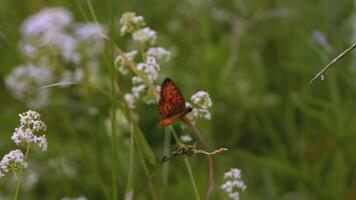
[159,78,193,126]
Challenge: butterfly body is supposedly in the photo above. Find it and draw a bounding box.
[159,78,192,127]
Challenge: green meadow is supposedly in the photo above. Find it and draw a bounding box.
[0,0,355,199]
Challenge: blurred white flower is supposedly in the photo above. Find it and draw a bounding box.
[132,27,157,44]
[24,170,39,189]
[21,7,72,37]
[119,12,145,35]
[11,110,48,151]
[180,134,192,143]
[117,13,166,109]
[191,91,212,109]
[9,7,107,107]
[187,91,213,121]
[132,76,143,84]
[5,64,53,100]
[132,84,146,97]
[221,168,246,200]
[115,50,138,75]
[42,31,80,63]
[74,23,105,40]
[0,149,28,176]
[125,93,137,109]
[137,56,160,82]
[147,47,171,62]
[74,23,106,57]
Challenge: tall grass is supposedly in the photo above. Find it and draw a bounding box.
[0,0,355,199]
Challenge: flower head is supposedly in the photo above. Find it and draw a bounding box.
[186,91,213,121]
[119,12,146,35]
[147,47,171,62]
[5,64,53,100]
[21,7,72,37]
[191,91,212,109]
[12,110,48,151]
[0,150,28,176]
[74,23,106,57]
[115,50,138,75]
[221,168,246,200]
[132,27,157,45]
[180,134,193,143]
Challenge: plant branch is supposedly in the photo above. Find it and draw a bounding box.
[310,43,356,84]
[181,117,215,200]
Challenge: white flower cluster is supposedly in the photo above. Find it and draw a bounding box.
[21,7,72,37]
[11,110,48,151]
[0,150,28,177]
[132,27,157,44]
[180,134,193,143]
[221,168,247,200]
[115,50,138,75]
[119,12,145,35]
[118,12,172,109]
[5,64,53,100]
[187,91,213,121]
[6,7,106,107]
[147,47,171,62]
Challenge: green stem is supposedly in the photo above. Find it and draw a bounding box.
[125,121,135,199]
[184,158,201,200]
[169,126,200,200]
[14,144,31,200]
[162,127,171,186]
[134,133,157,200]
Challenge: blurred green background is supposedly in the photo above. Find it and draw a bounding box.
[1,0,356,199]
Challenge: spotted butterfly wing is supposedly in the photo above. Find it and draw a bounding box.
[159,78,192,126]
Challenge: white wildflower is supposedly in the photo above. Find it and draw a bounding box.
[136,56,160,82]
[74,23,106,56]
[119,12,145,35]
[180,134,192,143]
[125,93,137,109]
[115,50,138,75]
[74,23,105,40]
[5,64,53,100]
[147,47,171,62]
[191,91,212,109]
[12,110,48,151]
[34,135,48,151]
[132,84,146,97]
[132,76,143,84]
[41,31,80,63]
[132,27,157,44]
[19,110,46,131]
[21,7,72,37]
[0,150,28,176]
[187,91,213,121]
[221,168,246,200]
[11,127,35,146]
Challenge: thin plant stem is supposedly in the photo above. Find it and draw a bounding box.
[184,158,201,200]
[310,43,356,84]
[125,121,135,199]
[162,127,171,186]
[14,144,31,200]
[181,117,215,200]
[169,126,200,200]
[134,132,157,200]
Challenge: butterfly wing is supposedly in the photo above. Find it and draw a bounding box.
[159,78,187,125]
